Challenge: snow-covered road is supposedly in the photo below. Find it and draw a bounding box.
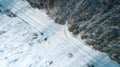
[0,0,119,67]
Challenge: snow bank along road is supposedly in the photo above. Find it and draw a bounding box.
[0,0,119,67]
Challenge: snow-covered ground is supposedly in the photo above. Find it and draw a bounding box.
[0,0,119,67]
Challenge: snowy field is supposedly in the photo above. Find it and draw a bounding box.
[0,0,119,67]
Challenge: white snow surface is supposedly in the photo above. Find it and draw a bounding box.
[0,0,119,67]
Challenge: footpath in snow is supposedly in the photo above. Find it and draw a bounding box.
[0,0,119,67]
